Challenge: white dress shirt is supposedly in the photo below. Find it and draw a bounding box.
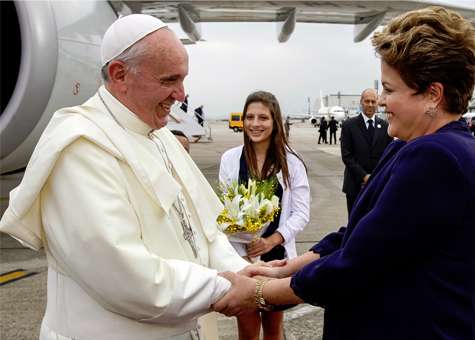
[361,112,376,129]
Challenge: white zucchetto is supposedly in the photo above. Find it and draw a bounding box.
[101,14,167,66]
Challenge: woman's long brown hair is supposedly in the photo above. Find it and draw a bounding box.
[242,91,306,189]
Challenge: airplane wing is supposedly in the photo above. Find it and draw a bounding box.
[112,1,475,42]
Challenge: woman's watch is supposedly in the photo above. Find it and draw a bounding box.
[255,279,274,311]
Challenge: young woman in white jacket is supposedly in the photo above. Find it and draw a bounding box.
[219,91,310,340]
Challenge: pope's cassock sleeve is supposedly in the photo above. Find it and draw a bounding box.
[40,137,232,324]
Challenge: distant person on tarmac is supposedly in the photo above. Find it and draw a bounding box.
[284,116,292,139]
[180,94,189,112]
[171,129,190,153]
[328,116,338,144]
[318,117,328,144]
[340,88,392,214]
[194,105,204,126]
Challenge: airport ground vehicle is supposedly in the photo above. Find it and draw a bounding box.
[229,112,243,132]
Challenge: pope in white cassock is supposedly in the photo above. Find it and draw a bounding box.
[0,14,249,340]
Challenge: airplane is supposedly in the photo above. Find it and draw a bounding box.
[168,107,207,142]
[286,113,314,122]
[2,0,475,210]
[309,92,346,126]
[0,1,204,182]
[111,1,475,43]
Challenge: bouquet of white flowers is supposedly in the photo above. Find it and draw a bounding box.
[217,178,280,258]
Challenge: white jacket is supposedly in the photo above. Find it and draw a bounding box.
[0,87,247,340]
[219,145,310,259]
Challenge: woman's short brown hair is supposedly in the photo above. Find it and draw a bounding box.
[372,6,475,114]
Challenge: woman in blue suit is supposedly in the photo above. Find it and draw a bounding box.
[214,6,475,340]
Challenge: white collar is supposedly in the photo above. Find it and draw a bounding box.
[99,86,152,136]
[361,112,376,126]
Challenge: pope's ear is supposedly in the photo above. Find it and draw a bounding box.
[107,60,128,85]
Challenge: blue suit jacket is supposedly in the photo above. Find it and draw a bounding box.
[291,121,475,340]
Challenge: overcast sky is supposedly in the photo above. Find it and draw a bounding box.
[168,0,475,119]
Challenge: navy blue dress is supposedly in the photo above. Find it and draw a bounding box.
[290,121,475,340]
[238,150,285,261]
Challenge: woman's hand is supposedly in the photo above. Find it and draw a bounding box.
[242,251,321,279]
[239,259,288,278]
[240,260,291,279]
[246,232,284,257]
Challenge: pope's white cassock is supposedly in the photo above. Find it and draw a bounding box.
[0,86,248,340]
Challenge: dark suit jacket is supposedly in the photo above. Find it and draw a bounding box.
[328,119,338,133]
[290,121,475,340]
[340,114,392,195]
[319,120,328,133]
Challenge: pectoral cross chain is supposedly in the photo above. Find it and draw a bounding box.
[174,200,198,258]
[148,131,199,259]
[181,221,198,258]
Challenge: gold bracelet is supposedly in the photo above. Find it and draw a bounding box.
[255,279,273,311]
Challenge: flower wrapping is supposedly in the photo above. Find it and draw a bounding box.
[217,178,280,257]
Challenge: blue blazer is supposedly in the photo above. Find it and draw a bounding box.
[291,121,475,340]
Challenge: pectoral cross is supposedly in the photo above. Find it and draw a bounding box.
[175,198,198,258]
[148,131,199,259]
[181,221,198,258]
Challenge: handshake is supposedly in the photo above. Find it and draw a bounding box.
[212,259,303,317]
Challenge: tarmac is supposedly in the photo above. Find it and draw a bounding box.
[0,121,347,340]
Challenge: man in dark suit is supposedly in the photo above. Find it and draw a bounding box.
[328,116,338,144]
[194,105,204,126]
[180,94,189,112]
[318,117,328,144]
[340,88,392,214]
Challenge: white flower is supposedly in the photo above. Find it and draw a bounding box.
[261,200,274,216]
[224,195,242,220]
[217,178,280,237]
[247,179,257,197]
[242,195,260,219]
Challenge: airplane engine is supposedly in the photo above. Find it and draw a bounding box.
[309,117,318,126]
[0,1,116,176]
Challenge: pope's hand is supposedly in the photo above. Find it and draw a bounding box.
[212,271,258,316]
[239,259,288,278]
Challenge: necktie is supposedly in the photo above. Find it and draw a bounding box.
[368,119,375,141]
